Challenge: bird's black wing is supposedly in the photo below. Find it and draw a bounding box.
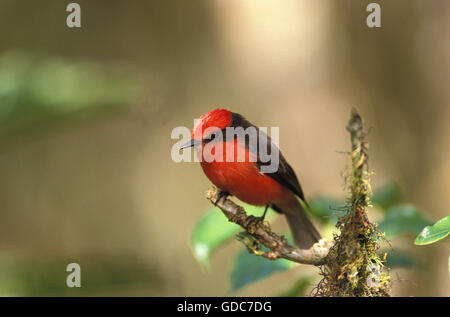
[230,112,307,202]
[265,150,307,202]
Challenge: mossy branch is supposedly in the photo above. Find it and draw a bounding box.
[314,108,391,297]
[206,187,331,265]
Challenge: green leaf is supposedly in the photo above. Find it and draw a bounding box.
[190,204,275,268]
[230,239,296,292]
[308,196,345,224]
[378,204,431,240]
[414,215,450,245]
[277,275,315,297]
[372,182,403,211]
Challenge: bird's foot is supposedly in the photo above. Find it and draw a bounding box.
[214,190,230,206]
[246,205,269,232]
[246,215,270,234]
[246,215,264,229]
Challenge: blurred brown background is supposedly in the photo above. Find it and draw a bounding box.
[0,0,448,296]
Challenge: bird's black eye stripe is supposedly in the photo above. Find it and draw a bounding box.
[203,128,228,144]
[203,132,215,143]
[203,135,213,143]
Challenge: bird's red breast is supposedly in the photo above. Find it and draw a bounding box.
[197,137,294,206]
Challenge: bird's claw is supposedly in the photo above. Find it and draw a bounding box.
[214,190,230,206]
[246,205,269,231]
[246,215,265,231]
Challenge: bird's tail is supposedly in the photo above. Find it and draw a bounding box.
[275,199,321,249]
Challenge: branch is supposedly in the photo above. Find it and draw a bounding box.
[206,187,331,266]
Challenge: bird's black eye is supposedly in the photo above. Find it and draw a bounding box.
[204,132,215,143]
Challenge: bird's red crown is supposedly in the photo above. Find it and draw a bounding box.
[192,108,232,140]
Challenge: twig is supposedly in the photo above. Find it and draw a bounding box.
[206,187,331,266]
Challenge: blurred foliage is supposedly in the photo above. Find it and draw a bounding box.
[230,239,296,293]
[191,181,442,295]
[378,205,431,240]
[276,275,315,297]
[0,51,142,144]
[190,204,277,269]
[0,51,148,296]
[384,251,422,269]
[307,196,345,224]
[371,182,403,211]
[415,215,450,245]
[0,253,162,296]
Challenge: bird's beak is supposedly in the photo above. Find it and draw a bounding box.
[181,139,202,150]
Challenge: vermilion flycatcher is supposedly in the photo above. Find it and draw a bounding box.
[182,109,321,249]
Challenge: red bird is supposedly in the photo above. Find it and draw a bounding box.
[182,109,321,249]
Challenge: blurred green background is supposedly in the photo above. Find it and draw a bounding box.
[0,0,448,296]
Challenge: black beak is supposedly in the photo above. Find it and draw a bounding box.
[181,139,202,150]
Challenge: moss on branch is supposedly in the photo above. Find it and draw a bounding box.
[314,108,391,297]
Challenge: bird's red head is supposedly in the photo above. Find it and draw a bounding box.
[191,108,232,140]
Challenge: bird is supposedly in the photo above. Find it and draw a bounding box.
[182,108,321,249]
